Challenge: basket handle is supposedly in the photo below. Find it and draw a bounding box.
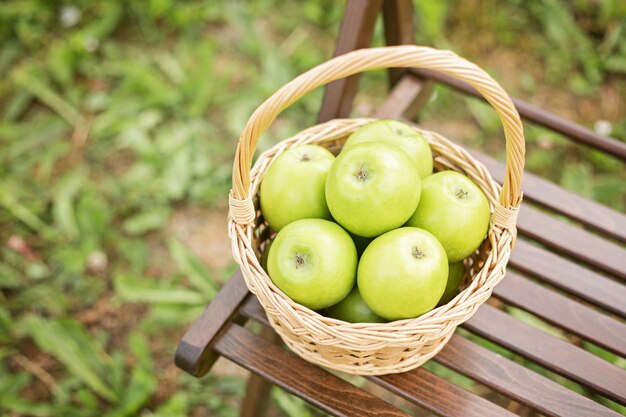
[230,45,525,227]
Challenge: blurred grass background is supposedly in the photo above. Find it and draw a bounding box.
[1,0,625,416]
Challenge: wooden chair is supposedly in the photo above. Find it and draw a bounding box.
[176,1,626,416]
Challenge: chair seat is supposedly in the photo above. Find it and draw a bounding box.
[176,118,626,415]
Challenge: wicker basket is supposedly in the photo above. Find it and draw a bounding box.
[228,45,525,375]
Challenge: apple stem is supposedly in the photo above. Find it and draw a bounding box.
[455,188,469,199]
[412,247,425,259]
[300,153,310,162]
[295,253,306,269]
[355,164,368,181]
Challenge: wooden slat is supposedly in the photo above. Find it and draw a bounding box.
[464,304,626,404]
[410,68,626,162]
[510,239,626,318]
[318,0,382,123]
[382,0,415,86]
[437,335,622,417]
[175,270,250,377]
[241,296,515,417]
[493,272,626,357]
[469,148,626,243]
[372,368,517,417]
[516,204,626,281]
[214,324,411,417]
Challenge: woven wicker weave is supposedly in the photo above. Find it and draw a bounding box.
[227,45,525,375]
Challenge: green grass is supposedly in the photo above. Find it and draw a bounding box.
[1,1,625,416]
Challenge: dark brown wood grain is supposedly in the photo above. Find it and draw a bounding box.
[372,368,518,417]
[318,0,382,123]
[213,324,411,417]
[437,335,622,417]
[493,272,626,357]
[409,68,626,161]
[382,0,415,86]
[510,239,626,318]
[464,304,626,404]
[516,204,626,281]
[468,148,626,243]
[174,270,250,377]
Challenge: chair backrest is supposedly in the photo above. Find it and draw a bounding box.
[320,0,626,162]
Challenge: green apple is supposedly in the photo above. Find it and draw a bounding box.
[343,120,433,179]
[325,142,421,238]
[325,286,385,323]
[438,261,464,306]
[260,144,334,231]
[406,171,491,262]
[358,227,448,320]
[267,219,357,310]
